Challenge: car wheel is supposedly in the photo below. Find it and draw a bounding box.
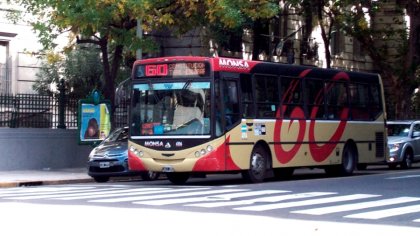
[93,176,110,183]
[401,151,413,169]
[167,173,189,185]
[140,171,160,181]
[242,145,268,183]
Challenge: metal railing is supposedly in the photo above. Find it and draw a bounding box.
[0,93,128,129]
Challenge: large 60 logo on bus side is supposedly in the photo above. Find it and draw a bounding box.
[274,70,350,164]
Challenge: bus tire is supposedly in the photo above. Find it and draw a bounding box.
[242,145,268,183]
[325,143,356,176]
[167,172,189,185]
[140,171,160,181]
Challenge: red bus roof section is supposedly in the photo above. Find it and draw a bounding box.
[133,56,262,74]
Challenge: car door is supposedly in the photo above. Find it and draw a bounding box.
[411,122,420,161]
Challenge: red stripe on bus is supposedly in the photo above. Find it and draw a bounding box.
[192,136,240,171]
[128,151,147,171]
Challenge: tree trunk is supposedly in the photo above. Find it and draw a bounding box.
[316,0,332,68]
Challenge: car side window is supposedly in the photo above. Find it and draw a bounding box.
[413,124,420,137]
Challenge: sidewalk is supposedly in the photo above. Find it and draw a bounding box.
[0,168,93,188]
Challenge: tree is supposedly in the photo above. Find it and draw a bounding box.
[338,0,420,119]
[33,46,105,99]
[16,0,279,111]
[287,0,420,118]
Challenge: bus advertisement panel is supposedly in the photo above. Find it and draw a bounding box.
[128,56,387,184]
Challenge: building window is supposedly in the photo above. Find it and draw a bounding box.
[0,41,11,94]
[331,29,344,56]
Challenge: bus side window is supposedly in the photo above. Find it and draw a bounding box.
[255,74,279,118]
[325,81,348,120]
[240,74,255,118]
[281,77,304,119]
[369,84,382,119]
[305,79,325,119]
[223,80,241,129]
[349,83,370,120]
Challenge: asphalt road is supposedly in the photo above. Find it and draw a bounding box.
[1,165,420,235]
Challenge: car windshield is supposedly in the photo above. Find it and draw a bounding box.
[103,128,128,143]
[130,81,211,136]
[388,124,411,137]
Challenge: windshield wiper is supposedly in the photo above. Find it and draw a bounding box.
[182,79,193,90]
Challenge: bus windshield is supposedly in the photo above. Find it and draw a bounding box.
[131,81,211,136]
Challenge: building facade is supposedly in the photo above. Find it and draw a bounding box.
[0,0,46,94]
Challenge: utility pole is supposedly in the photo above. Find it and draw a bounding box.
[136,18,142,60]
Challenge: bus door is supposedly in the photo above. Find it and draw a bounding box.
[215,76,241,168]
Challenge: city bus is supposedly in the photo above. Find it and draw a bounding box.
[128,56,387,184]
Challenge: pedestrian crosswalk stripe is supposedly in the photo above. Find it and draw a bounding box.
[134,190,289,206]
[293,197,420,216]
[187,191,333,208]
[3,188,119,200]
[345,204,420,220]
[0,187,95,197]
[234,194,379,212]
[53,187,200,201]
[50,188,171,200]
[91,188,247,203]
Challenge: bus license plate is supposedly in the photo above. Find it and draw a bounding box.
[162,166,174,172]
[99,162,110,168]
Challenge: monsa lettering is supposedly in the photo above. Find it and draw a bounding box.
[219,58,249,69]
[144,141,164,147]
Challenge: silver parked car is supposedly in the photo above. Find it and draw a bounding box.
[387,120,420,169]
[88,127,159,182]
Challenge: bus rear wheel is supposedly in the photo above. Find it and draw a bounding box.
[242,145,268,183]
[167,172,189,185]
[325,144,356,176]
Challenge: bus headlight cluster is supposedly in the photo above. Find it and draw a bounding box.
[130,146,144,157]
[195,145,214,158]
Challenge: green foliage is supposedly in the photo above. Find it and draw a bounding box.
[33,47,103,99]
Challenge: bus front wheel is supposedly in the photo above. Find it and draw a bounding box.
[242,145,268,183]
[167,172,190,185]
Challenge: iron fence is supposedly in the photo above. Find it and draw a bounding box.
[0,93,128,129]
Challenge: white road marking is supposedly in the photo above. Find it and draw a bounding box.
[345,204,420,220]
[386,175,420,180]
[0,187,96,197]
[3,188,121,200]
[134,190,288,206]
[234,194,379,212]
[187,192,333,208]
[91,188,244,203]
[293,197,420,215]
[51,188,171,200]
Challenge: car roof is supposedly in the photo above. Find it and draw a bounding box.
[387,120,417,125]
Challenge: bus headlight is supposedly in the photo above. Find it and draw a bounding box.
[194,145,214,158]
[195,151,201,157]
[130,146,144,157]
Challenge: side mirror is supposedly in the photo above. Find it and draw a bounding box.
[413,131,420,138]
